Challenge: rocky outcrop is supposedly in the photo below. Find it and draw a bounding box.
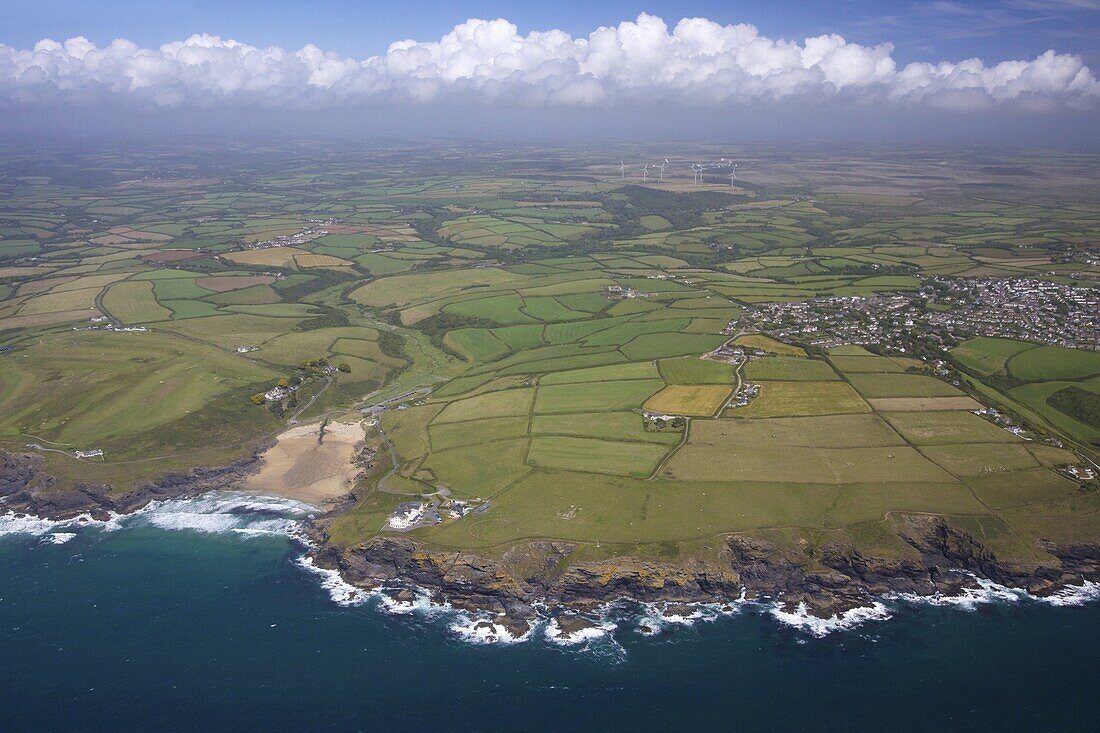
[6,443,1098,621]
[310,514,1100,619]
[0,448,267,520]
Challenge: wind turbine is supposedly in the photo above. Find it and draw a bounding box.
[619,159,626,179]
[729,171,736,187]
[731,163,738,179]
[691,163,704,184]
[657,158,668,180]
[641,163,650,182]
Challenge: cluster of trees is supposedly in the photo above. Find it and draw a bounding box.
[1047,386,1100,430]
[250,357,350,415]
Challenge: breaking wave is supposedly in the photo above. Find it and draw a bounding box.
[1040,580,1100,607]
[0,509,123,540]
[133,493,315,536]
[0,491,315,545]
[4,499,1097,647]
[294,555,372,607]
[769,601,893,638]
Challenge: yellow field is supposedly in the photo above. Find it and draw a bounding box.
[734,334,807,356]
[350,267,524,308]
[221,247,309,267]
[294,253,354,268]
[645,384,732,417]
[17,287,101,315]
[0,266,55,278]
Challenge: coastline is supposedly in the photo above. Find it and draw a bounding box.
[303,512,1100,634]
[0,447,271,521]
[5,445,1099,631]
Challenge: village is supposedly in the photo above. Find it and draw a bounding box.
[732,276,1100,354]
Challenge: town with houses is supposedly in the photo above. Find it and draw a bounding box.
[733,276,1099,354]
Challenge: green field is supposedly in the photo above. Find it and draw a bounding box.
[0,331,278,457]
[952,337,1038,375]
[745,356,840,381]
[527,435,669,477]
[826,355,905,373]
[1007,345,1100,381]
[657,357,735,384]
[846,373,964,398]
[882,411,1021,445]
[4,140,1098,582]
[534,379,663,414]
[731,381,871,418]
[101,280,173,323]
[433,387,535,423]
[531,412,681,444]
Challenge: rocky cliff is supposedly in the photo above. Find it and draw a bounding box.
[308,514,1100,627]
[0,448,266,520]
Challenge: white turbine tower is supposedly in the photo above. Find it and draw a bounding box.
[657,158,668,180]
[692,163,704,184]
[641,163,650,182]
[619,159,626,179]
[729,171,736,187]
[731,163,738,179]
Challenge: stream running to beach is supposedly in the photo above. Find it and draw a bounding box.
[1,496,1097,731]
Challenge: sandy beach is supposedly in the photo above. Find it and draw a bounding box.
[240,420,365,506]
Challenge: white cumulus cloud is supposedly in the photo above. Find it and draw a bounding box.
[0,13,1095,111]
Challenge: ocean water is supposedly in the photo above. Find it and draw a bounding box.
[1,496,1098,732]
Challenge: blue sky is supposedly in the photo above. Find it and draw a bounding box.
[3,0,1097,65]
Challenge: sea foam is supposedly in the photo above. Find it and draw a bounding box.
[888,576,1026,611]
[449,616,535,645]
[769,601,893,638]
[544,616,618,646]
[0,510,122,542]
[130,492,315,536]
[1038,580,1100,607]
[294,555,371,607]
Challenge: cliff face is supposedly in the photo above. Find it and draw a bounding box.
[0,449,266,520]
[309,515,1100,621]
[5,447,1098,622]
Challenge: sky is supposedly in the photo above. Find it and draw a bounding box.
[0,1,1097,144]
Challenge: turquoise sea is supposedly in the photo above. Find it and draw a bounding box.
[1,495,1097,732]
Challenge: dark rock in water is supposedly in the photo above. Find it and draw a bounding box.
[496,615,531,639]
[554,616,597,635]
[662,603,699,619]
[387,588,416,604]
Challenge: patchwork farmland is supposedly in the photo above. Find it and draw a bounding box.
[0,139,1097,585]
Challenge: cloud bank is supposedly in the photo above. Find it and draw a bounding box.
[0,13,1095,112]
